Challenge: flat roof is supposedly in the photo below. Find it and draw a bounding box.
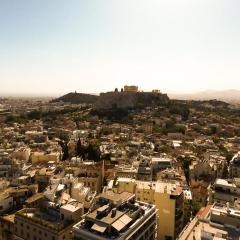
[87,207,124,225]
[152,157,171,162]
[215,179,236,188]
[61,203,83,212]
[25,193,44,204]
[112,214,132,232]
[98,191,134,204]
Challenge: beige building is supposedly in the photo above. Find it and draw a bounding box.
[60,203,83,222]
[13,207,76,240]
[0,214,15,240]
[209,178,240,206]
[31,152,60,164]
[71,182,96,210]
[143,123,153,134]
[65,161,103,193]
[114,165,137,179]
[115,178,184,240]
[189,160,215,181]
[25,193,44,208]
[12,147,31,161]
[35,167,56,192]
[0,191,13,214]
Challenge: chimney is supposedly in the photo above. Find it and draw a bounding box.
[111,208,117,218]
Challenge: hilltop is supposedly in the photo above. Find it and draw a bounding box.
[52,90,170,109]
[51,92,99,104]
[95,91,170,109]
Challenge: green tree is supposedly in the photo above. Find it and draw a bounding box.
[222,163,229,179]
[87,143,100,161]
[59,141,69,161]
[76,138,82,157]
[178,156,192,183]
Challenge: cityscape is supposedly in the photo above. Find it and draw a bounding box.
[1,1,240,240]
[0,86,239,240]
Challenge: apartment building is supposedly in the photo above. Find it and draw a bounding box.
[13,206,78,240]
[73,190,157,240]
[209,178,240,205]
[178,203,240,240]
[0,214,15,240]
[115,178,184,240]
[64,161,103,194]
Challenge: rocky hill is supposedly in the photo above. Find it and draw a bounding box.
[95,91,170,109]
[52,92,99,104]
[53,91,170,109]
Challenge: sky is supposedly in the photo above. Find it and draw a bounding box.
[0,0,240,95]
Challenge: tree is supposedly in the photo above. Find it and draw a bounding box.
[225,152,234,162]
[192,199,201,215]
[87,143,100,161]
[76,138,82,157]
[59,141,69,161]
[178,156,192,183]
[222,163,229,179]
[27,110,42,120]
[102,153,111,160]
[5,114,27,124]
[169,103,190,121]
[211,125,218,134]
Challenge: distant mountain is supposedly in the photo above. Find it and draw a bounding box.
[169,89,240,104]
[52,92,99,104]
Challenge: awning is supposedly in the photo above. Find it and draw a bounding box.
[91,223,107,233]
[112,214,132,232]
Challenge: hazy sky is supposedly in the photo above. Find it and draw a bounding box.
[0,0,240,95]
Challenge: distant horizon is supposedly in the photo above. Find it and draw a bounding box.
[0,88,240,98]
